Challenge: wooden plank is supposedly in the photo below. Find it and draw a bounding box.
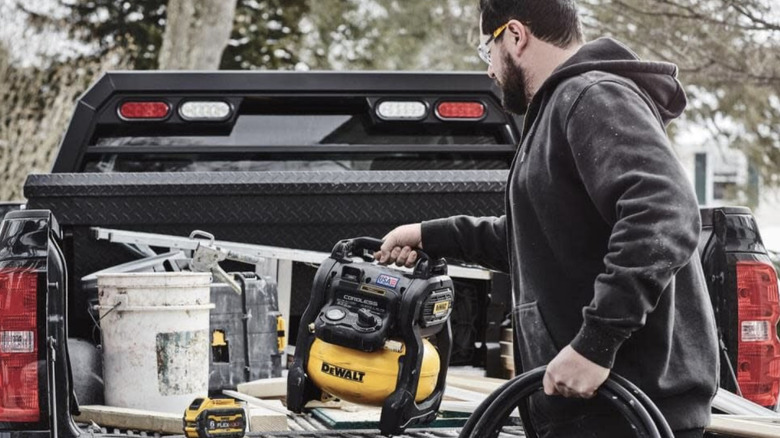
[447,371,508,384]
[74,405,182,434]
[302,399,344,409]
[439,400,480,413]
[500,341,512,356]
[708,415,780,437]
[501,355,515,372]
[236,377,287,398]
[443,385,489,402]
[247,407,288,432]
[222,390,289,431]
[445,374,507,394]
[714,415,780,424]
[223,390,289,415]
[440,400,519,417]
[78,401,289,434]
[501,328,513,342]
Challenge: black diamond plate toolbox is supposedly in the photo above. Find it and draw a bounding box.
[25,170,507,339]
[25,171,507,229]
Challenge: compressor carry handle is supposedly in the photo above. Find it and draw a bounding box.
[331,237,446,278]
[335,236,391,257]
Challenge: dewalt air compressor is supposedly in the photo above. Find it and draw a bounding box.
[287,237,454,435]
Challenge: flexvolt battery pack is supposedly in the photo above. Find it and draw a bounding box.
[183,397,247,438]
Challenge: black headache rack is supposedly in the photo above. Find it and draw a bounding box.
[52,71,520,174]
[43,70,516,259]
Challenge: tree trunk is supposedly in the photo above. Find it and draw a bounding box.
[158,0,238,70]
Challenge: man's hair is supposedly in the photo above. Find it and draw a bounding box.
[479,0,583,48]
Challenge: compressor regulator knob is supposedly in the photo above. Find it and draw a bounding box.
[357,308,376,327]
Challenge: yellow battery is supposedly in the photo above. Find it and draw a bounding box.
[183,397,248,438]
[277,315,286,353]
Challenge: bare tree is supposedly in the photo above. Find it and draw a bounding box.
[0,45,130,201]
[580,0,779,86]
[580,0,780,185]
[158,0,238,70]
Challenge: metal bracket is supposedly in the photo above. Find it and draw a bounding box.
[90,227,493,281]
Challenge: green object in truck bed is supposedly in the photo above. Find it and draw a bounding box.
[310,408,470,430]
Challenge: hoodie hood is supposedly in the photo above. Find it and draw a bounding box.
[541,38,687,124]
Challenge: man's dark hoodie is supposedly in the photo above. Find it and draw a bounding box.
[422,38,719,431]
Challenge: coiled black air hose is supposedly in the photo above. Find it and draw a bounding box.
[458,366,674,438]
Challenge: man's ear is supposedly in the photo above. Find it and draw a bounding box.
[505,19,529,56]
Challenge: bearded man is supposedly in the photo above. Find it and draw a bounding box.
[375,1,718,437]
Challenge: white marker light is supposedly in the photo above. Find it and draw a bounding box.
[1,331,34,353]
[376,101,427,120]
[742,321,770,342]
[179,101,232,121]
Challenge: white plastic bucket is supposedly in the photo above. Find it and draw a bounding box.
[96,272,214,414]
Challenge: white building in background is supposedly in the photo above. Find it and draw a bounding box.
[677,138,780,252]
[754,189,780,253]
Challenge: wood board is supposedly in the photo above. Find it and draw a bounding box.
[236,376,287,398]
[708,415,780,437]
[74,405,182,434]
[223,390,289,415]
[247,407,289,432]
[445,374,507,394]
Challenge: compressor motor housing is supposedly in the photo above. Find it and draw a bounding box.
[287,237,454,435]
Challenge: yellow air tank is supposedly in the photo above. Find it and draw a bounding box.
[306,337,440,406]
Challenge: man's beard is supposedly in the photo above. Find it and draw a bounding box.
[499,52,531,115]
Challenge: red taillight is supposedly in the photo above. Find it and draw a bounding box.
[435,101,486,120]
[736,261,780,407]
[118,101,170,120]
[0,270,39,422]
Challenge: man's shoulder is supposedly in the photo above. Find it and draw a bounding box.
[549,71,645,120]
[554,70,639,99]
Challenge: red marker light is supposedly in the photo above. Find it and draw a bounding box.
[118,101,171,120]
[435,102,486,120]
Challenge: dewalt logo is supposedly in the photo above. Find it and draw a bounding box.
[321,362,366,383]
